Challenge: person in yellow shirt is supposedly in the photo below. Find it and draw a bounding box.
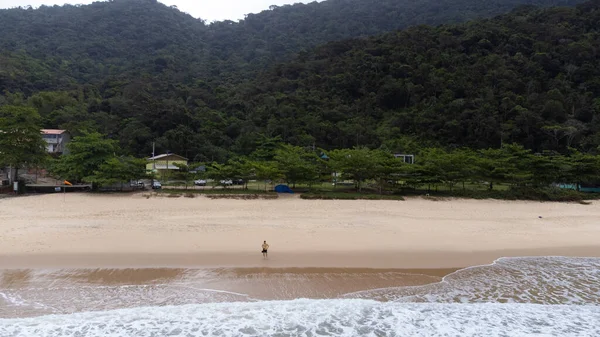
[261,241,269,258]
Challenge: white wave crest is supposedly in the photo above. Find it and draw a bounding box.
[345,256,600,304]
[1,299,599,337]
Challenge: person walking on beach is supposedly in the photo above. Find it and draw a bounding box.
[262,241,269,258]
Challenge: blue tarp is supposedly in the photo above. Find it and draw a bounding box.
[274,184,294,193]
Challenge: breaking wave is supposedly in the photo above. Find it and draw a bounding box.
[1,299,599,337]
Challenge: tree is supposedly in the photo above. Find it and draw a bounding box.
[0,106,47,184]
[475,148,514,190]
[173,162,195,190]
[206,162,238,188]
[446,148,478,190]
[372,151,405,194]
[401,149,445,191]
[329,147,379,192]
[566,150,600,191]
[252,160,282,191]
[87,156,147,190]
[251,135,282,161]
[526,152,569,187]
[51,132,118,183]
[499,144,534,187]
[273,144,320,188]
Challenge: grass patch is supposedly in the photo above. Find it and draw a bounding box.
[302,185,599,202]
[399,187,600,202]
[205,194,278,200]
[301,192,405,200]
[161,188,273,195]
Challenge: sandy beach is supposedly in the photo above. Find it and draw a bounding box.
[0,193,599,269]
[2,193,600,332]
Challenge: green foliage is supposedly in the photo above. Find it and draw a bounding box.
[301,192,406,200]
[476,145,529,190]
[51,132,118,182]
[230,1,600,153]
[251,160,283,191]
[273,144,321,187]
[87,156,147,188]
[403,186,599,202]
[567,150,600,190]
[0,106,47,180]
[0,0,591,161]
[171,162,198,189]
[329,147,402,191]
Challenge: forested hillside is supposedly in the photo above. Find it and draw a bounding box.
[1,0,582,90]
[223,1,600,155]
[0,0,594,161]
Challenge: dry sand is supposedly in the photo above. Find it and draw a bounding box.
[0,193,599,269]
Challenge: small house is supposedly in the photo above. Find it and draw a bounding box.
[146,153,188,179]
[41,129,70,154]
[394,153,415,164]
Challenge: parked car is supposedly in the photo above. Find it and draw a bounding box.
[194,179,207,186]
[130,180,144,188]
[152,181,162,189]
[232,179,245,185]
[220,179,233,186]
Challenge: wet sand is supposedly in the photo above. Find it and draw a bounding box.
[0,267,453,318]
[0,245,599,269]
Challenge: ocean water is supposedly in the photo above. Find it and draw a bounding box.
[345,257,600,304]
[0,257,599,336]
[1,300,599,337]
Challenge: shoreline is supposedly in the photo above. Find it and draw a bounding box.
[0,266,452,318]
[0,246,598,269]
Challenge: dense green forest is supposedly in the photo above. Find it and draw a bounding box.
[0,0,596,162]
[0,0,582,86]
[228,1,600,155]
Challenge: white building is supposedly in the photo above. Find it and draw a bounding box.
[41,129,70,154]
[394,153,415,164]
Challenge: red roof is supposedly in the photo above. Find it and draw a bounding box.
[41,129,66,135]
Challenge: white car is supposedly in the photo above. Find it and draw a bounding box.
[220,179,233,186]
[152,181,162,189]
[194,179,207,186]
[130,180,144,188]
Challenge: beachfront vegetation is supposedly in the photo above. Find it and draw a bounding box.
[50,132,118,183]
[166,142,600,200]
[50,132,149,188]
[45,127,600,200]
[0,106,47,182]
[86,156,148,190]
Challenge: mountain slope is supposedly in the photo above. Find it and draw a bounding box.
[0,0,585,92]
[0,0,595,160]
[221,1,600,154]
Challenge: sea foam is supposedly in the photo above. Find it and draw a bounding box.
[346,256,600,304]
[1,299,599,337]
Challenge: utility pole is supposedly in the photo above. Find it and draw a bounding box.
[152,142,156,187]
[152,142,156,170]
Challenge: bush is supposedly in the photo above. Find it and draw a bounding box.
[301,192,404,200]
[205,194,278,199]
[400,187,599,202]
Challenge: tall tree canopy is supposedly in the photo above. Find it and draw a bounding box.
[0,0,597,161]
[228,1,600,153]
[0,106,47,182]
